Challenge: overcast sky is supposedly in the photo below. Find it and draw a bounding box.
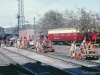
[0,0,100,28]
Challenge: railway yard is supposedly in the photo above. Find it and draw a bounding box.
[1,0,100,75]
[0,45,100,75]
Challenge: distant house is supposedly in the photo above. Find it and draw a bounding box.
[5,24,40,42]
[19,29,34,41]
[5,27,14,34]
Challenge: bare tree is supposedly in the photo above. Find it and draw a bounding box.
[37,10,64,35]
[63,9,79,28]
[75,8,100,40]
[37,8,100,40]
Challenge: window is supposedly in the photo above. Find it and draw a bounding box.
[80,33,83,36]
[97,32,99,36]
[61,33,64,36]
[53,34,58,36]
[67,33,70,36]
[73,33,77,36]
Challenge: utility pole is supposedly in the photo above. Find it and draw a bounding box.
[34,17,36,44]
[17,15,20,37]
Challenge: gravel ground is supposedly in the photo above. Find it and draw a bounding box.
[2,47,100,75]
[2,47,83,69]
[53,45,100,55]
[53,45,70,55]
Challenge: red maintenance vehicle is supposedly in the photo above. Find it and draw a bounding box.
[35,38,55,52]
[73,33,99,60]
[74,40,99,60]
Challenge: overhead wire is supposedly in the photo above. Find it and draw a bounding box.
[32,0,60,17]
[27,0,60,23]
[35,0,59,11]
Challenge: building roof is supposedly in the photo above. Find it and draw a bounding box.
[48,28,79,34]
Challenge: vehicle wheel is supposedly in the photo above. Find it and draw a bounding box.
[94,56,99,60]
[74,53,78,58]
[78,53,82,59]
[50,50,54,52]
[38,48,42,52]
[85,55,90,60]
[50,48,55,52]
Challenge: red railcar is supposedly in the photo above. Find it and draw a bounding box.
[48,28,100,45]
[48,28,84,45]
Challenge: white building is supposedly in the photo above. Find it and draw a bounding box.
[19,28,40,43]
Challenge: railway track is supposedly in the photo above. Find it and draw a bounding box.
[0,53,36,75]
[46,52,100,67]
[22,48,100,75]
[1,48,74,75]
[47,51,100,63]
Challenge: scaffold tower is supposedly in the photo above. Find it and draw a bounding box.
[17,0,25,30]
